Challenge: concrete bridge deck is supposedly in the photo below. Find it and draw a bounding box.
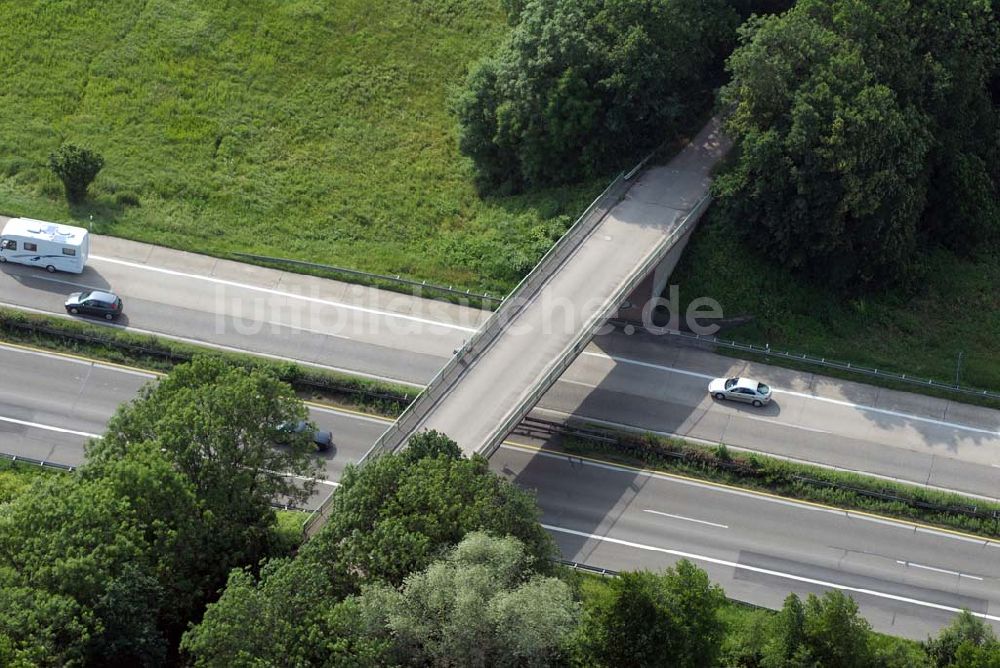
[370,118,730,458]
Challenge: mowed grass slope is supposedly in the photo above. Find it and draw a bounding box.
[672,209,1000,391]
[0,0,600,293]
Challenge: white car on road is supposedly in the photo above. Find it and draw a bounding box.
[708,377,772,407]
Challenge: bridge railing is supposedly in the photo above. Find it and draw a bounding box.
[363,173,630,456]
[474,193,713,458]
[302,172,630,536]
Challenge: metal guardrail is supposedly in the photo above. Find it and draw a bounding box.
[475,193,712,459]
[230,253,503,307]
[627,327,1000,402]
[0,315,415,408]
[361,174,629,458]
[0,452,76,472]
[527,416,1000,525]
[518,418,1000,532]
[557,559,618,577]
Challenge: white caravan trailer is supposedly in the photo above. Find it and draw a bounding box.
[0,218,90,273]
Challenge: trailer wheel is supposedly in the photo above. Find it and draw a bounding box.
[45,265,56,273]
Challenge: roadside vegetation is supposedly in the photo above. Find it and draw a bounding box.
[672,208,1000,394]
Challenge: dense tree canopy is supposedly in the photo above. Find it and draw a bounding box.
[182,432,555,665]
[88,355,320,573]
[303,430,554,586]
[925,610,1000,667]
[457,0,740,192]
[356,532,578,667]
[0,357,318,665]
[716,0,1000,288]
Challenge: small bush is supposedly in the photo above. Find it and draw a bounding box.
[48,144,104,204]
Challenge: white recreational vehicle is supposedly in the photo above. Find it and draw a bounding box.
[0,218,90,274]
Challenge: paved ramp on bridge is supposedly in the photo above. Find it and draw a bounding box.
[368,119,730,459]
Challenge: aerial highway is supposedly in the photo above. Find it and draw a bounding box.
[1,342,998,641]
[0,236,998,499]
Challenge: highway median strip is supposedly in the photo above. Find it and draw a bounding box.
[0,306,415,416]
[519,418,1000,541]
[5,308,1000,544]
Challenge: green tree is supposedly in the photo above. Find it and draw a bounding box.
[304,431,554,585]
[356,532,578,667]
[88,356,321,572]
[181,559,391,667]
[926,611,1000,667]
[759,591,875,668]
[761,594,811,667]
[581,560,726,667]
[456,0,739,192]
[0,474,162,666]
[48,143,104,203]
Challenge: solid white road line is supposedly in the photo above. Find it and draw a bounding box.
[0,342,158,378]
[643,509,728,529]
[544,523,1000,623]
[582,351,1000,438]
[895,560,983,581]
[0,415,100,439]
[89,255,479,333]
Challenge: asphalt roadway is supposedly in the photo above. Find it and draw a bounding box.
[1,342,998,641]
[0,236,997,500]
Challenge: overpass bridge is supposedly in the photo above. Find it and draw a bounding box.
[365,118,730,459]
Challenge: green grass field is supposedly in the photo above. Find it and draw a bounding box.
[671,207,1000,392]
[0,0,600,294]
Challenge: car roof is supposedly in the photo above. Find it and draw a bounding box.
[735,377,760,390]
[85,290,119,302]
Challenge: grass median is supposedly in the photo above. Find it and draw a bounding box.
[558,427,1000,540]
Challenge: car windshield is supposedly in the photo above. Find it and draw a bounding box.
[757,383,770,394]
[77,290,94,300]
[724,378,738,390]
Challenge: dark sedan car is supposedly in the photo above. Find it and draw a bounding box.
[64,290,123,320]
[275,420,333,452]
